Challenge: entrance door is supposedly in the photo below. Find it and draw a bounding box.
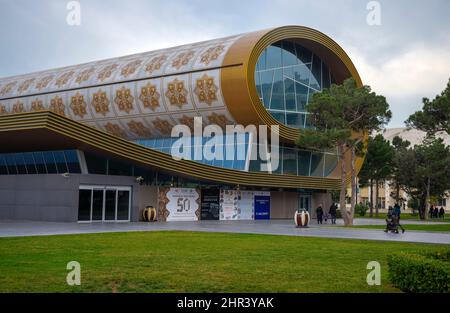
[299,194,311,214]
[92,189,104,221]
[78,186,131,222]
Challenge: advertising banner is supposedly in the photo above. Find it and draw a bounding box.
[237,191,255,220]
[219,189,238,220]
[254,191,271,220]
[158,187,200,221]
[201,188,220,220]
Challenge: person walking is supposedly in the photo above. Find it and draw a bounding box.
[393,203,401,221]
[329,203,337,224]
[429,205,434,219]
[316,204,324,224]
[439,207,445,219]
[434,207,439,218]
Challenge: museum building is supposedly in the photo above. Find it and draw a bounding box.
[0,26,363,222]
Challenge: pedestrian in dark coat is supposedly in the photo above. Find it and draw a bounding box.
[316,204,324,224]
[329,203,337,224]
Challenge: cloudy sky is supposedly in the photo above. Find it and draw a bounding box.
[0,0,449,127]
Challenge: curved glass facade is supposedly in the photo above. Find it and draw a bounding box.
[248,144,338,177]
[255,40,335,128]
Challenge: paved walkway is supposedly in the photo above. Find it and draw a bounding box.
[0,219,449,244]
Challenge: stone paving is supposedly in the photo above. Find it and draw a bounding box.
[0,218,449,244]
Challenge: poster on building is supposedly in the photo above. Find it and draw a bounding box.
[158,187,200,221]
[254,191,271,220]
[201,188,220,220]
[219,189,238,220]
[237,191,255,220]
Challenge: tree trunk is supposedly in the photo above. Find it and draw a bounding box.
[369,179,374,217]
[424,176,431,220]
[350,146,356,219]
[339,144,351,226]
[395,181,400,204]
[419,194,427,220]
[375,179,379,217]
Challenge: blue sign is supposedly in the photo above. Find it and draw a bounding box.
[254,195,270,220]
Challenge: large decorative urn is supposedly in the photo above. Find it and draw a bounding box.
[142,205,157,222]
[295,209,310,227]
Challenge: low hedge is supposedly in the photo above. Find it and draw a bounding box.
[387,251,450,293]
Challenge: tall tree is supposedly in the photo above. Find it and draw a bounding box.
[406,79,450,135]
[358,134,395,216]
[393,137,450,219]
[405,78,450,215]
[297,78,391,225]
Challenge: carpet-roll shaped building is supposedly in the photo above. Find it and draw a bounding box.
[0,26,364,223]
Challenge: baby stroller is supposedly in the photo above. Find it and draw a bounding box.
[384,211,405,233]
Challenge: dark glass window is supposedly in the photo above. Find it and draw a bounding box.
[14,154,27,174]
[53,151,68,174]
[91,189,104,221]
[23,153,37,174]
[0,155,8,175]
[43,151,57,173]
[105,190,116,220]
[64,150,81,173]
[84,152,107,175]
[265,45,282,69]
[255,40,333,129]
[5,155,17,175]
[298,151,311,176]
[108,158,132,176]
[33,152,47,174]
[282,148,297,175]
[78,189,92,221]
[310,152,324,177]
[117,190,130,220]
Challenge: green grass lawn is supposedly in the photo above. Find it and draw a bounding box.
[351,223,450,232]
[358,213,450,222]
[0,231,447,293]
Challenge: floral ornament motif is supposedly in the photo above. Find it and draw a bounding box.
[207,112,232,128]
[31,99,45,111]
[194,74,218,105]
[104,122,126,138]
[49,96,65,116]
[70,92,88,118]
[11,100,25,113]
[75,67,95,84]
[0,81,17,96]
[114,87,134,114]
[200,45,225,65]
[152,118,172,136]
[55,71,75,88]
[178,115,195,132]
[120,59,142,78]
[0,104,8,115]
[165,79,188,108]
[145,55,167,74]
[35,75,54,90]
[91,90,110,116]
[97,64,118,81]
[139,83,160,111]
[127,120,152,138]
[17,78,35,93]
[171,51,195,70]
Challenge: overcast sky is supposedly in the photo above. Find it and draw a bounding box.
[0,0,449,127]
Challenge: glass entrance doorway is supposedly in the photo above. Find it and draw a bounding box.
[299,194,312,214]
[78,185,131,222]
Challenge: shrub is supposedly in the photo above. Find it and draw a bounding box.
[387,251,450,293]
[355,203,369,217]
